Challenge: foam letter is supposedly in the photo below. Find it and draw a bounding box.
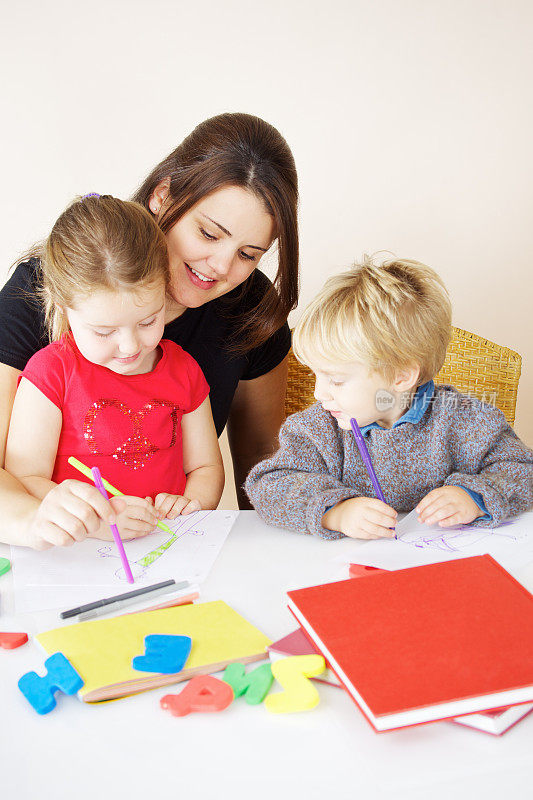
[160,675,234,716]
[132,634,192,674]
[223,662,274,704]
[18,652,84,714]
[265,654,325,713]
[0,632,28,650]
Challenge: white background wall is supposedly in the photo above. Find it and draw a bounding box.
[1,0,532,509]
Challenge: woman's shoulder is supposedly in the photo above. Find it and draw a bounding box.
[0,258,48,371]
[159,339,204,377]
[226,270,292,375]
[1,257,41,298]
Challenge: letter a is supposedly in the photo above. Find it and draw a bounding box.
[160,675,234,717]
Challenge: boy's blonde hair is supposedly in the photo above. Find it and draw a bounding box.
[293,255,452,385]
[39,195,169,341]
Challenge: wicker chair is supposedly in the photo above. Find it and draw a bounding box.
[285,326,522,425]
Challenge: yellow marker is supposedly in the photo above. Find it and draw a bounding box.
[265,654,325,713]
[67,456,173,535]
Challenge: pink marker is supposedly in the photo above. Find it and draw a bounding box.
[91,466,134,584]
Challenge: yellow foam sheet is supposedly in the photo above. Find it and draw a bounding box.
[37,601,271,699]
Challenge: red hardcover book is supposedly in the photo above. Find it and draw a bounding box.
[453,702,533,735]
[268,628,533,734]
[287,555,533,732]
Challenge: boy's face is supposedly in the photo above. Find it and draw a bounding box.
[309,355,399,430]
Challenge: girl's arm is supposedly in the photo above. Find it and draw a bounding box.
[181,397,224,508]
[6,378,63,499]
[4,378,125,548]
[227,357,288,509]
[0,363,49,546]
[155,397,224,516]
[0,362,19,467]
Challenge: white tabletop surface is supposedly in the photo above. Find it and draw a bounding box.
[1,511,533,800]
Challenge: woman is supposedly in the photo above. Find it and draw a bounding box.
[0,113,299,548]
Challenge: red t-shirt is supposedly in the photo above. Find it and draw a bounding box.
[20,335,209,499]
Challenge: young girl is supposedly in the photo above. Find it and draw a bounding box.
[245,257,533,539]
[5,195,224,548]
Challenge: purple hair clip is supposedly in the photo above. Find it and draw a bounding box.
[81,193,101,200]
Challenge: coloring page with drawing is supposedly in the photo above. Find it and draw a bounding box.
[332,509,533,575]
[10,510,238,613]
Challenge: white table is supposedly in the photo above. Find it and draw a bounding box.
[1,511,533,800]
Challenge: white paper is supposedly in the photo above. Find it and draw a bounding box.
[332,509,533,573]
[11,509,237,612]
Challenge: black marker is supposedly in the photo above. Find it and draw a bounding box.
[60,579,188,620]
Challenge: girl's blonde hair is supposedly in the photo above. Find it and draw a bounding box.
[38,195,169,340]
[293,255,452,385]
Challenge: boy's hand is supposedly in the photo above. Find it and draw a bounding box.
[322,497,397,540]
[154,493,202,518]
[416,486,482,527]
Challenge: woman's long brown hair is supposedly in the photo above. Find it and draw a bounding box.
[132,112,299,352]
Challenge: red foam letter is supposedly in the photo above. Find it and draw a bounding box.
[160,675,234,717]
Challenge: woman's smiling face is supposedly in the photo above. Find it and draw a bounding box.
[159,185,275,316]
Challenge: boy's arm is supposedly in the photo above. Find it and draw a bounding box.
[180,397,224,510]
[443,400,533,526]
[245,406,363,538]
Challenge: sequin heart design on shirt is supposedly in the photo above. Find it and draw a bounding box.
[84,399,182,470]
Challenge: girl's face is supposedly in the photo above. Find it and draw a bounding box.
[65,282,166,375]
[157,185,274,316]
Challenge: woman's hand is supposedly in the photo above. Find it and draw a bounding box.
[416,486,482,527]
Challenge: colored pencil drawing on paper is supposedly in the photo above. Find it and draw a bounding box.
[97,510,212,581]
[397,519,517,554]
[334,510,533,574]
[11,510,238,612]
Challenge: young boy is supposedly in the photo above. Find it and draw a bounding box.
[245,258,533,539]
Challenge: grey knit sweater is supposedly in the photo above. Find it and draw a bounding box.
[245,385,533,538]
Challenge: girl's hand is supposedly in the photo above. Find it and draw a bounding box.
[416,486,482,527]
[26,479,120,550]
[322,497,397,540]
[93,495,159,540]
[154,493,202,518]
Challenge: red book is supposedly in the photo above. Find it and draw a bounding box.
[453,702,533,735]
[287,555,533,732]
[268,628,533,734]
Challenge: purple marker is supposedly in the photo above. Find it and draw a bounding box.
[91,466,134,584]
[349,417,396,539]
